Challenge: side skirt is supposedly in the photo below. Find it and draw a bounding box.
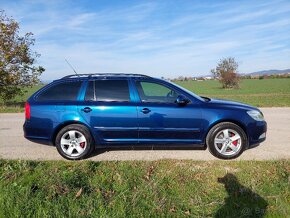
[95,143,206,150]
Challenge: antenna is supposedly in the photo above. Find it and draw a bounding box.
[65,59,79,77]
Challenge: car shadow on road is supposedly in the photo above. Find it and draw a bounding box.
[88,145,207,158]
[215,173,268,218]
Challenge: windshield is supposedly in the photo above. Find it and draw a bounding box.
[167,81,206,102]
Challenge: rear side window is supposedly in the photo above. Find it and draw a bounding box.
[37,81,82,101]
[85,80,130,102]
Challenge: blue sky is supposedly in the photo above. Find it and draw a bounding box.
[1,0,290,80]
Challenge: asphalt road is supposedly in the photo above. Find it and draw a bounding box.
[0,108,289,161]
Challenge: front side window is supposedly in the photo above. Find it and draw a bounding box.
[37,81,82,101]
[136,81,180,103]
[85,80,130,102]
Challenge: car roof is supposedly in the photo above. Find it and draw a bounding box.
[60,73,152,80]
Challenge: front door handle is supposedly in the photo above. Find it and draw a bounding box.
[81,107,92,113]
[141,108,151,114]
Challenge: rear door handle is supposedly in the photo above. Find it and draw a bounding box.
[141,108,151,114]
[81,107,92,113]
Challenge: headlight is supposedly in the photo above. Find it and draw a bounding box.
[247,110,264,121]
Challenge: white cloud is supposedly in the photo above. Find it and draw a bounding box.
[67,13,97,28]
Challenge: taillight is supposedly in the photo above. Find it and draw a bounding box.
[25,102,31,120]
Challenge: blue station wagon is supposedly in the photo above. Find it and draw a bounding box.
[24,74,267,160]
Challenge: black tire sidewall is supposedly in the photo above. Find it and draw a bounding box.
[55,124,93,160]
[207,123,247,160]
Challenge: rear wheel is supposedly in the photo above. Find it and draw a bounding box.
[206,122,247,159]
[55,124,94,160]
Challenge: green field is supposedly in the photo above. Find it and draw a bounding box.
[0,78,290,112]
[0,85,44,113]
[0,160,288,217]
[176,78,290,107]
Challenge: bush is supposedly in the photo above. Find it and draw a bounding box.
[211,57,240,89]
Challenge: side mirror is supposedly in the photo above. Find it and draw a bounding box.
[175,95,189,105]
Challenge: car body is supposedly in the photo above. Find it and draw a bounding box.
[23,74,267,160]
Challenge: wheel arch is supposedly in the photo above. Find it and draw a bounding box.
[51,121,98,146]
[204,119,249,148]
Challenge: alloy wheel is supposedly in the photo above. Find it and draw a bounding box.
[60,130,87,157]
[214,128,242,156]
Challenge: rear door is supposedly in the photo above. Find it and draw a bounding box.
[78,78,138,144]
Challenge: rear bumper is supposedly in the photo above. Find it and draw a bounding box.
[24,136,52,145]
[23,121,52,145]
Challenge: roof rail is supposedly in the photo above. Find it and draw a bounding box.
[62,73,151,79]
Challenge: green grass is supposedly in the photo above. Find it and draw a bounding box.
[0,85,43,113]
[175,78,290,107]
[0,78,290,112]
[0,159,289,217]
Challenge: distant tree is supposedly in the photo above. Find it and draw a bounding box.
[177,76,184,81]
[211,57,240,89]
[0,10,44,101]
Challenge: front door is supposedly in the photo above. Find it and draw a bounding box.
[78,79,138,144]
[135,80,202,144]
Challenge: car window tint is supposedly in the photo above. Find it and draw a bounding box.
[85,80,130,102]
[136,81,180,103]
[37,81,82,101]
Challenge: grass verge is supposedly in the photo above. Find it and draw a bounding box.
[0,159,289,217]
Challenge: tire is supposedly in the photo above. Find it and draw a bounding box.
[206,122,247,160]
[55,124,94,160]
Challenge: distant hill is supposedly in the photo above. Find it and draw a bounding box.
[248,69,290,76]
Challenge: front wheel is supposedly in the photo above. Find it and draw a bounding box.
[206,122,248,159]
[55,124,94,160]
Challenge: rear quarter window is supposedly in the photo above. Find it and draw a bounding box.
[36,81,82,101]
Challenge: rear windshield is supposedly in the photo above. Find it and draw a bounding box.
[85,80,130,102]
[36,81,82,101]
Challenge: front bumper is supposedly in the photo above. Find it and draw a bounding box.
[248,121,267,148]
